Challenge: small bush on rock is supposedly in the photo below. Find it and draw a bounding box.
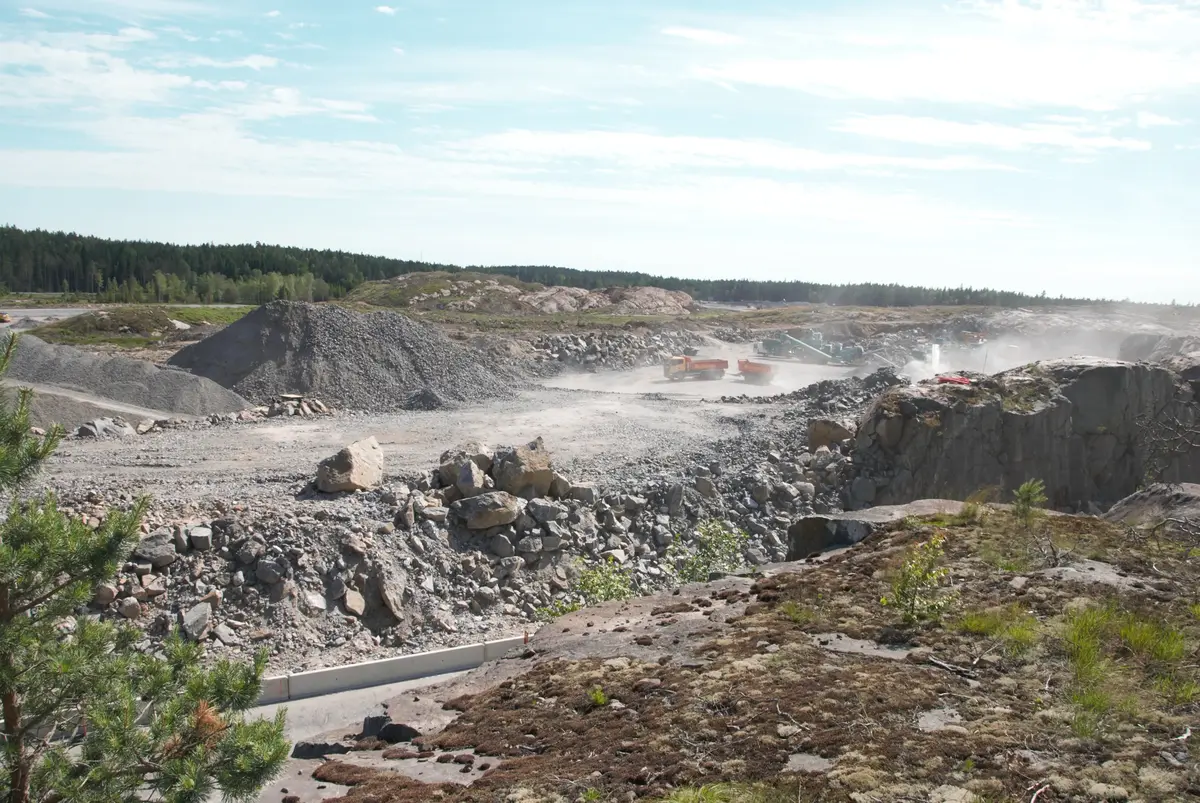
[881,532,956,624]
[1012,478,1048,530]
[671,519,749,584]
[535,557,634,621]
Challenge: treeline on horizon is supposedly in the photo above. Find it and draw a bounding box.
[0,225,1111,308]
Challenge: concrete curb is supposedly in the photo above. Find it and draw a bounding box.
[258,635,527,705]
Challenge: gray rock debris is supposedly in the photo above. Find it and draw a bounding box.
[168,301,519,411]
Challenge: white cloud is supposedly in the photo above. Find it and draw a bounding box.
[0,38,190,106]
[442,129,1013,173]
[193,79,247,91]
[1137,111,1182,128]
[662,27,744,46]
[29,0,211,13]
[694,0,1200,110]
[835,115,1151,154]
[230,87,377,122]
[375,6,396,15]
[157,54,280,70]
[265,9,280,17]
[0,116,1015,235]
[19,8,51,18]
[392,47,405,55]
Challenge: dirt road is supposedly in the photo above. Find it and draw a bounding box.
[44,388,769,506]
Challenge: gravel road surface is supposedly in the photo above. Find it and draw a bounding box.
[44,388,770,505]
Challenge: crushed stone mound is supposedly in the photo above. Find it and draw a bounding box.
[7,335,248,417]
[167,301,518,411]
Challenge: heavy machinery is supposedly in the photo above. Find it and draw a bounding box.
[736,359,774,385]
[755,331,867,367]
[663,355,729,381]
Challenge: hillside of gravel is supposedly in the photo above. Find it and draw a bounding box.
[168,302,519,411]
[6,334,248,417]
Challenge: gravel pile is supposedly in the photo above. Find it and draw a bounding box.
[530,330,706,374]
[718,367,907,415]
[7,335,248,417]
[168,301,518,411]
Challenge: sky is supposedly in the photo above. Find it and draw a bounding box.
[0,0,1198,302]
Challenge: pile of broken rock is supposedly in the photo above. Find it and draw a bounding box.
[80,431,859,674]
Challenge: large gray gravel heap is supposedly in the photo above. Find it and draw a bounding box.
[8,335,248,416]
[169,301,518,411]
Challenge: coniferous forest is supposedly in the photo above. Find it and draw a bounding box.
[0,225,1096,307]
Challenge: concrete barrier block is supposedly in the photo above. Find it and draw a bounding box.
[260,633,537,704]
[483,636,526,661]
[258,675,290,706]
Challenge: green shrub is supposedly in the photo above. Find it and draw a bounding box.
[587,687,610,707]
[534,557,634,621]
[881,532,956,623]
[1012,478,1048,530]
[671,519,749,584]
[577,557,635,605]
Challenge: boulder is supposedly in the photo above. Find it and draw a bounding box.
[787,499,965,560]
[451,492,520,530]
[455,461,492,498]
[438,442,494,485]
[490,533,516,557]
[180,602,212,640]
[76,418,137,439]
[528,498,567,523]
[133,529,177,569]
[316,436,384,493]
[93,584,118,606]
[118,597,141,619]
[343,589,366,617]
[188,526,214,551]
[808,418,856,451]
[492,437,555,498]
[376,568,407,621]
[570,483,600,505]
[255,558,286,585]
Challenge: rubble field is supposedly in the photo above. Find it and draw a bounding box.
[8,296,1200,803]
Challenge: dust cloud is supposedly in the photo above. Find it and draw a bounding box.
[540,342,858,399]
[542,329,1135,399]
[899,331,1131,381]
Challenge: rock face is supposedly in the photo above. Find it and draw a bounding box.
[852,359,1200,510]
[317,437,385,493]
[787,500,965,560]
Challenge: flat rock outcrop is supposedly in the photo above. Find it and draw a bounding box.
[786,499,964,559]
[1104,482,1200,526]
[851,358,1200,510]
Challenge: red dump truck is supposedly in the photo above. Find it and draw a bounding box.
[737,359,774,385]
[663,355,729,381]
